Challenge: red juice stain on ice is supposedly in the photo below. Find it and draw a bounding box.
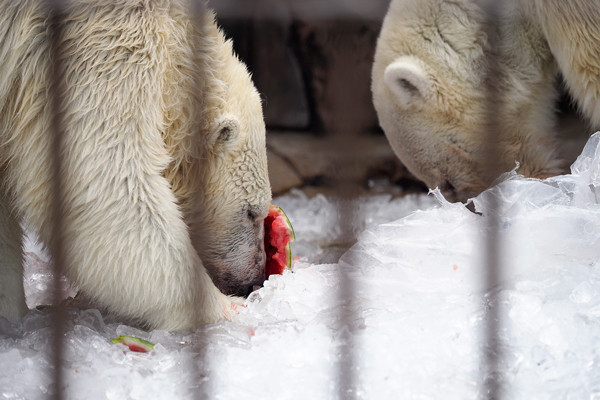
[264,205,295,278]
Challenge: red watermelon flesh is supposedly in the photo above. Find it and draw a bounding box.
[264,205,295,278]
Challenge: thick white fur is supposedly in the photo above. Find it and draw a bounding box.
[0,0,271,330]
[372,0,600,197]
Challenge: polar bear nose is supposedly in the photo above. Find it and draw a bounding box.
[439,179,455,193]
[237,272,266,297]
[240,239,266,296]
[436,177,487,202]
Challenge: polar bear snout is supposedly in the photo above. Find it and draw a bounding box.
[212,243,266,297]
[198,213,268,298]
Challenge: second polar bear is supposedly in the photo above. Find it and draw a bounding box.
[372,0,600,198]
[0,0,271,330]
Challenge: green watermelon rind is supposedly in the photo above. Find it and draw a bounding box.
[274,205,294,268]
[285,242,292,270]
[274,205,295,241]
[111,335,155,351]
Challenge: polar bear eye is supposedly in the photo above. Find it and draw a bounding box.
[247,208,259,222]
[246,206,264,223]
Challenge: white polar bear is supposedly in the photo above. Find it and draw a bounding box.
[372,0,600,198]
[0,0,271,330]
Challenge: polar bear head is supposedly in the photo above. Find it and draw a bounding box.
[372,0,561,199]
[372,0,497,199]
[178,15,272,298]
[196,107,271,298]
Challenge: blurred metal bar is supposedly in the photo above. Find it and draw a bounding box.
[336,192,358,400]
[479,0,506,398]
[189,1,211,398]
[46,0,68,399]
[326,36,368,400]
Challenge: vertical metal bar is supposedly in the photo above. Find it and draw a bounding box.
[189,1,211,398]
[336,193,358,400]
[327,23,363,400]
[46,1,67,399]
[189,1,206,397]
[479,0,505,399]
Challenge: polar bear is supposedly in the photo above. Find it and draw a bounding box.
[372,0,600,198]
[0,0,271,330]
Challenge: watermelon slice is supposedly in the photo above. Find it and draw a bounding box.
[111,335,155,353]
[264,204,295,278]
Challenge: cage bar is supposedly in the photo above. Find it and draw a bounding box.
[479,0,506,398]
[46,1,68,399]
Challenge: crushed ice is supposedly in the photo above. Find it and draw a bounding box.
[2,133,600,399]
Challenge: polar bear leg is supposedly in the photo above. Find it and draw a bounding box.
[34,149,232,330]
[0,190,28,321]
[46,126,232,330]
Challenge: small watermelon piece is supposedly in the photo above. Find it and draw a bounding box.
[111,335,155,353]
[264,204,295,278]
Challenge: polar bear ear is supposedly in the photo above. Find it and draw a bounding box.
[209,114,241,149]
[384,57,432,108]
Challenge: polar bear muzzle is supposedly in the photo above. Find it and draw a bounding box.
[197,209,268,297]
